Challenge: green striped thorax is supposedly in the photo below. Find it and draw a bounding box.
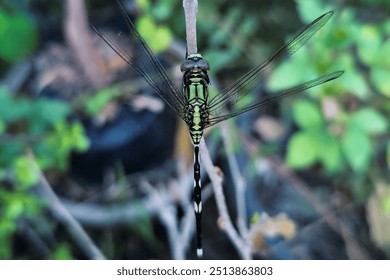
[180,54,211,145]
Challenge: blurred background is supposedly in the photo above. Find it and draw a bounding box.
[0,0,390,259]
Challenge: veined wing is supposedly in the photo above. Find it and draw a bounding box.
[206,11,338,127]
[207,71,343,126]
[93,0,187,119]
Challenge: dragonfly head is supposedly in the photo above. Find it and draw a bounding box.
[181,53,210,72]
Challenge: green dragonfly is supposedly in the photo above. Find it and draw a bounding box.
[94,0,343,258]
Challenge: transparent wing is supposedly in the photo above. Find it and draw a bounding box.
[207,11,337,126]
[93,0,186,119]
[207,71,343,126]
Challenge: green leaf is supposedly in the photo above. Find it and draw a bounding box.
[387,141,390,168]
[30,99,70,132]
[135,0,150,11]
[131,202,156,244]
[70,123,90,151]
[296,0,328,24]
[330,24,358,49]
[317,131,342,173]
[349,108,388,134]
[210,28,229,46]
[0,9,37,62]
[371,68,390,97]
[267,49,316,91]
[384,19,390,35]
[52,244,74,260]
[0,90,16,121]
[240,16,256,37]
[137,16,172,52]
[383,191,390,214]
[286,131,318,169]
[338,69,369,99]
[292,99,323,129]
[137,16,155,39]
[152,26,172,52]
[329,9,360,48]
[0,217,16,235]
[0,120,5,134]
[372,40,390,69]
[341,127,372,173]
[5,199,24,220]
[86,87,120,116]
[13,156,38,189]
[356,24,381,65]
[203,48,240,73]
[151,0,175,21]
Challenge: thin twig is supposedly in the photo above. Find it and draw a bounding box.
[220,123,250,244]
[143,181,184,259]
[62,195,173,227]
[36,174,106,259]
[2,59,32,93]
[17,219,51,258]
[268,156,369,259]
[183,0,198,54]
[28,152,106,260]
[182,0,251,259]
[200,139,251,259]
[64,0,107,88]
[0,134,43,145]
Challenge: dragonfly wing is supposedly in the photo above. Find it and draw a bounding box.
[93,0,186,119]
[207,11,335,120]
[207,71,343,127]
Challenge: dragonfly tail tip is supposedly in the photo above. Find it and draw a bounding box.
[197,249,203,259]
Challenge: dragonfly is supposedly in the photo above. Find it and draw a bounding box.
[93,0,343,258]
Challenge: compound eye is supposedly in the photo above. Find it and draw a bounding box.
[197,59,210,71]
[180,60,195,72]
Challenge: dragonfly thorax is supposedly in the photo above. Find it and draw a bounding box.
[182,54,211,144]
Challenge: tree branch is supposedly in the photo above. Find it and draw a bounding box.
[200,139,252,259]
[64,0,108,88]
[183,0,198,54]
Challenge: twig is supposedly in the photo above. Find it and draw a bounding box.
[182,0,251,259]
[64,0,107,88]
[268,156,369,259]
[0,134,43,145]
[141,173,198,260]
[28,152,106,260]
[36,175,106,259]
[264,201,362,259]
[17,219,51,258]
[220,123,250,244]
[200,139,251,259]
[62,168,215,259]
[2,59,32,93]
[183,0,198,54]
[143,181,184,259]
[62,195,173,227]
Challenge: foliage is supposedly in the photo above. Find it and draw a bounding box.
[51,243,74,260]
[0,86,88,259]
[266,1,390,180]
[263,0,390,252]
[135,0,174,52]
[0,2,37,63]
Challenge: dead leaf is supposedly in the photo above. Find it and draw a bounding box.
[250,212,297,252]
[366,182,390,249]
